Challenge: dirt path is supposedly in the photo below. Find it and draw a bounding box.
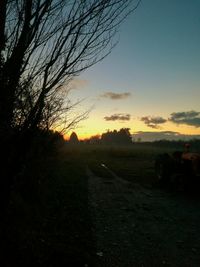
[87,166,200,267]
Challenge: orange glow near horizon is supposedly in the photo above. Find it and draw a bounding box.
[63,118,200,140]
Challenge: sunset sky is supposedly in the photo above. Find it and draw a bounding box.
[66,0,200,141]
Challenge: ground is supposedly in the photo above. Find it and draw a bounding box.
[85,145,200,267]
[3,144,200,266]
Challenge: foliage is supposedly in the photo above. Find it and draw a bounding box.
[69,131,79,144]
[84,134,101,144]
[101,128,132,145]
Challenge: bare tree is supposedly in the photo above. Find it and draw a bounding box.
[0,0,141,224]
[0,0,140,136]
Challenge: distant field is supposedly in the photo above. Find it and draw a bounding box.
[62,143,177,185]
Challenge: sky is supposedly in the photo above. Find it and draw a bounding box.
[66,0,200,141]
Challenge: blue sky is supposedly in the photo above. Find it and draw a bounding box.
[67,0,200,140]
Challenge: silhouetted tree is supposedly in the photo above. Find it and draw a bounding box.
[101,128,132,145]
[69,132,79,144]
[0,0,140,212]
[87,134,101,144]
[0,0,140,136]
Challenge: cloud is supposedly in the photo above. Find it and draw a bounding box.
[169,111,200,127]
[104,113,131,121]
[69,79,89,90]
[100,92,131,100]
[133,131,200,142]
[141,116,167,129]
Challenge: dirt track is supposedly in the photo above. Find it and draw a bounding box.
[87,166,200,267]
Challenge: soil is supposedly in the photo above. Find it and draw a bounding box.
[87,166,200,267]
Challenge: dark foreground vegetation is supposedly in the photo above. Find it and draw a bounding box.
[0,134,95,266]
[0,1,139,264]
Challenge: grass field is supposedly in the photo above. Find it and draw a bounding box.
[63,143,176,185]
[3,142,199,266]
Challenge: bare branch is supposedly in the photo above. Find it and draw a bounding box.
[0,0,140,134]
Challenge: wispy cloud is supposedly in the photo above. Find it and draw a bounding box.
[104,113,131,121]
[169,111,200,127]
[69,79,89,90]
[141,116,167,129]
[100,91,131,100]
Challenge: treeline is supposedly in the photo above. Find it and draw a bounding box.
[68,128,133,145]
[68,130,200,152]
[101,128,132,145]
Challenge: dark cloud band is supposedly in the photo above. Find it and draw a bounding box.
[100,92,131,100]
[169,111,200,127]
[141,116,167,129]
[104,113,131,121]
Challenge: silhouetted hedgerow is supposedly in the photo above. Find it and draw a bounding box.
[101,128,132,145]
